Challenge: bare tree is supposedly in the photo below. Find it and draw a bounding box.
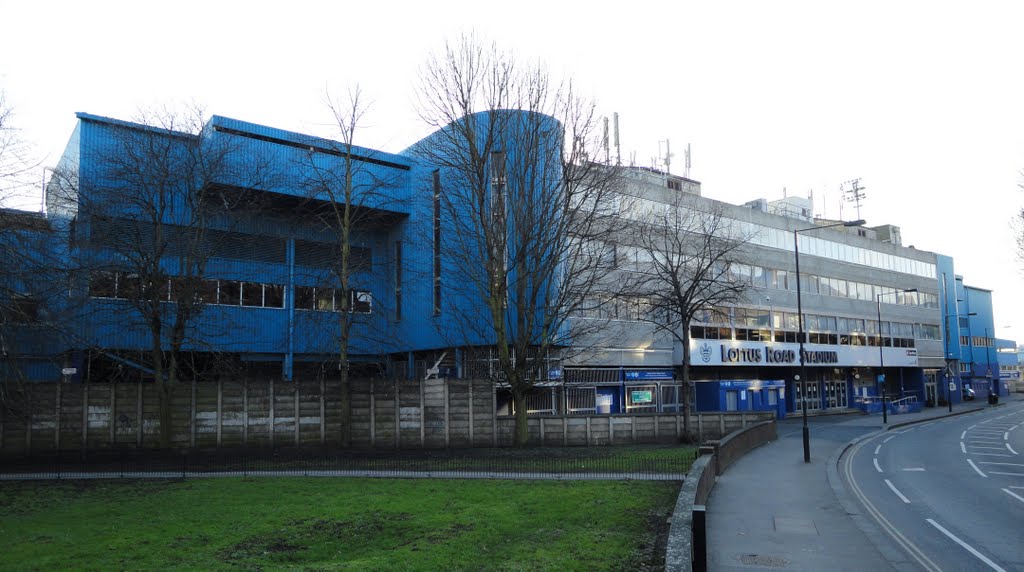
[630,195,752,439]
[51,106,271,448]
[412,35,626,446]
[0,91,41,209]
[296,87,405,447]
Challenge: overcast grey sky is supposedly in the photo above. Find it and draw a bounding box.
[2,0,1022,341]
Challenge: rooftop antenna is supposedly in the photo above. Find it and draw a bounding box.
[613,112,621,166]
[842,178,866,220]
[602,117,610,164]
[658,139,673,174]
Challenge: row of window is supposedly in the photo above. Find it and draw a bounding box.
[89,271,372,313]
[961,336,995,348]
[587,194,936,278]
[580,238,936,309]
[691,325,917,348]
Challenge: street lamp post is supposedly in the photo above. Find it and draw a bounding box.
[794,219,865,463]
[876,288,917,424]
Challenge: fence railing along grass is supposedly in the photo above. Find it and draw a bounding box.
[0,445,698,481]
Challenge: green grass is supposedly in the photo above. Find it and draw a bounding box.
[0,477,680,571]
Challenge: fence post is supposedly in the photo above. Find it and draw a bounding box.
[136,382,143,447]
[369,380,376,448]
[419,379,425,447]
[443,380,450,448]
[692,504,707,572]
[294,382,300,447]
[269,378,275,449]
[242,379,249,446]
[319,378,326,446]
[109,382,116,446]
[81,383,89,453]
[216,379,223,448]
[394,379,400,449]
[190,378,197,449]
[468,381,475,446]
[55,382,62,450]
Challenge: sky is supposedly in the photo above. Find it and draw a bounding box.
[2,0,1023,342]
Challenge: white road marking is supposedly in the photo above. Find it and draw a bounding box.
[885,479,911,503]
[989,472,1024,477]
[883,435,895,443]
[968,446,1010,451]
[977,462,1024,467]
[1008,443,1019,455]
[1005,432,1011,440]
[970,452,1012,457]
[1003,489,1024,505]
[874,458,883,473]
[960,442,966,454]
[874,445,881,455]
[902,468,925,472]
[926,519,1006,572]
[969,424,978,430]
[967,459,988,477]
[961,430,967,439]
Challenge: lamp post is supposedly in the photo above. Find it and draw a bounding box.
[876,288,917,424]
[794,219,865,463]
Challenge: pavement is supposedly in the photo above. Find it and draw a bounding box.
[705,394,1024,571]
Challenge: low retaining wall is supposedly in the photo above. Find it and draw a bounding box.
[665,420,777,571]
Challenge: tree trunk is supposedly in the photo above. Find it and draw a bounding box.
[681,337,693,442]
[338,365,351,448]
[512,387,529,447]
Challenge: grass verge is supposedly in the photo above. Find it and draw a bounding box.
[0,477,680,571]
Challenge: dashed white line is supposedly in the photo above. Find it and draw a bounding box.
[884,479,911,503]
[961,442,966,453]
[961,430,967,439]
[902,468,925,472]
[874,445,881,455]
[989,472,1024,477]
[883,435,896,443]
[970,452,1012,457]
[967,459,988,477]
[1003,489,1024,504]
[968,446,1010,451]
[927,519,1006,572]
[874,458,883,473]
[977,462,1024,467]
[1008,443,1019,455]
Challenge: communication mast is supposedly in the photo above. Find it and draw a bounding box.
[842,178,866,219]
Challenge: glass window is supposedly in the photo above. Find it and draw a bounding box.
[315,288,335,311]
[241,282,263,307]
[351,290,372,313]
[197,279,218,305]
[219,280,241,305]
[90,270,118,298]
[295,286,315,310]
[265,284,284,308]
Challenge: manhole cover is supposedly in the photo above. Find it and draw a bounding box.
[738,554,789,567]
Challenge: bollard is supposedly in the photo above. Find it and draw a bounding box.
[692,504,707,572]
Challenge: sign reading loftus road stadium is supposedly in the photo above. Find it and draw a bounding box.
[691,340,919,368]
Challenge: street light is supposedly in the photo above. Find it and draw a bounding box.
[876,288,917,424]
[794,219,865,463]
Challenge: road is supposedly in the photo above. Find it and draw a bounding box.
[840,401,1024,571]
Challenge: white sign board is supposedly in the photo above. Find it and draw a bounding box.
[62,368,77,375]
[689,340,919,368]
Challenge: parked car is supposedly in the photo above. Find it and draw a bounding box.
[962,387,976,401]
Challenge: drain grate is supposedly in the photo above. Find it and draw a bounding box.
[738,554,790,567]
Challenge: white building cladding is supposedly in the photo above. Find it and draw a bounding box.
[565,166,943,414]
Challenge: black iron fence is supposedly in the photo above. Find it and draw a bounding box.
[0,445,698,481]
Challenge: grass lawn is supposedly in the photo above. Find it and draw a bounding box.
[0,477,681,571]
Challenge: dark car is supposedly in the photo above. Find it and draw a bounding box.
[962,387,976,401]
